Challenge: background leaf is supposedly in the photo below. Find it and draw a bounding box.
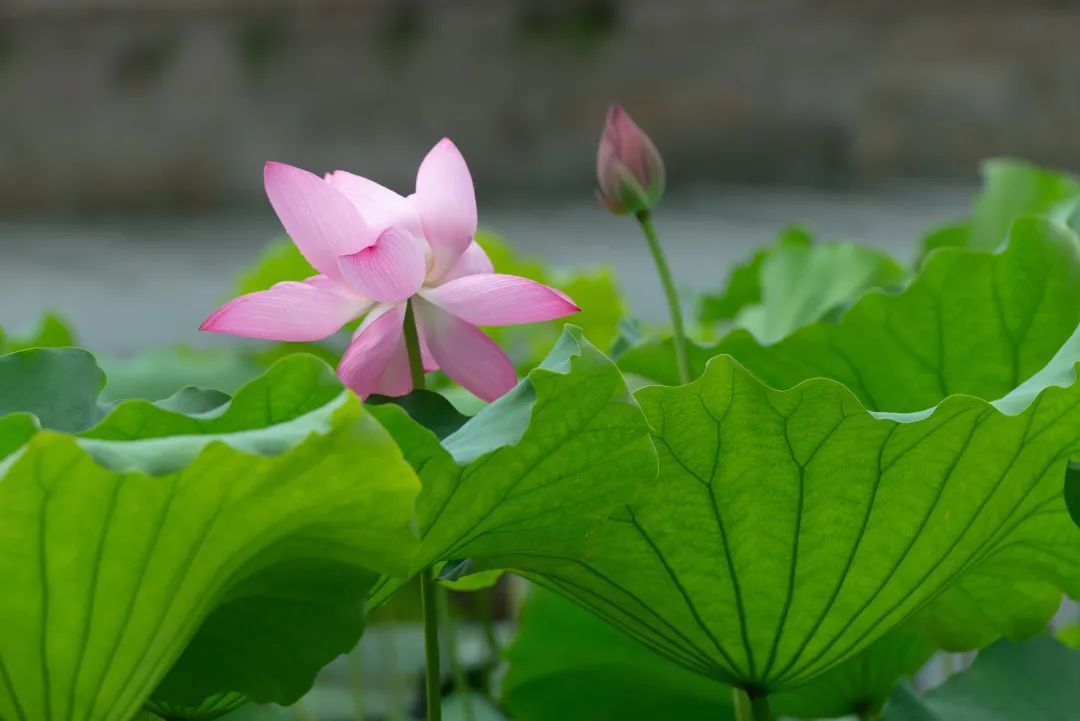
[697,227,811,327]
[882,637,1079,721]
[966,159,1080,251]
[623,217,1080,414]
[503,588,732,721]
[0,348,105,432]
[696,226,905,344]
[0,313,77,354]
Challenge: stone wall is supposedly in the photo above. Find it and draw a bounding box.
[2,0,1079,211]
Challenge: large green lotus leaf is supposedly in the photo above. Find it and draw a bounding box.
[503,588,732,721]
[697,226,905,344]
[366,326,656,603]
[622,217,1080,414]
[519,339,1080,693]
[882,637,1079,721]
[0,357,421,721]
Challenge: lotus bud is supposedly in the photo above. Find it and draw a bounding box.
[596,104,666,215]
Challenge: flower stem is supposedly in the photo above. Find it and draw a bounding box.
[732,688,773,721]
[635,210,691,384]
[405,300,440,720]
[404,299,427,390]
[420,569,442,721]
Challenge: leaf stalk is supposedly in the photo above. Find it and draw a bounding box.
[635,210,691,383]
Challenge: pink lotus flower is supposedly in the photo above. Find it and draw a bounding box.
[201,139,579,401]
[596,104,665,215]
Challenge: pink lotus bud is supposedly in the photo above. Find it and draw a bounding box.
[596,104,666,215]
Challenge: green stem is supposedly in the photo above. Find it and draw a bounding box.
[635,210,691,384]
[420,569,442,721]
[404,299,426,390]
[732,688,773,721]
[406,299,440,721]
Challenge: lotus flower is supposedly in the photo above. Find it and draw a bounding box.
[596,104,665,215]
[201,139,579,401]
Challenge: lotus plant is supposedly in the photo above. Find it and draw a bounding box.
[201,138,579,401]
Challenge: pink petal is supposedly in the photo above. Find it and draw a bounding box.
[419,273,579,326]
[442,241,495,281]
[337,304,408,398]
[327,170,424,238]
[412,138,477,281]
[200,275,368,341]
[415,300,516,402]
[337,227,427,304]
[264,162,372,281]
[354,306,439,374]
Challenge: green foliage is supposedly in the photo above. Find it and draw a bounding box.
[966,159,1080,251]
[883,637,1079,721]
[697,226,906,343]
[0,353,421,721]
[530,339,1080,690]
[0,313,77,353]
[504,587,934,721]
[770,631,935,719]
[504,588,732,721]
[365,326,655,606]
[0,348,105,432]
[624,217,1080,412]
[99,347,264,404]
[6,159,1080,720]
[921,158,1080,255]
[696,229,808,328]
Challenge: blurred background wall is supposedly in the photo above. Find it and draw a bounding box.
[2,0,1079,352]
[3,0,1080,213]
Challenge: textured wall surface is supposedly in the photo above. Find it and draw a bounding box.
[2,0,1079,210]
